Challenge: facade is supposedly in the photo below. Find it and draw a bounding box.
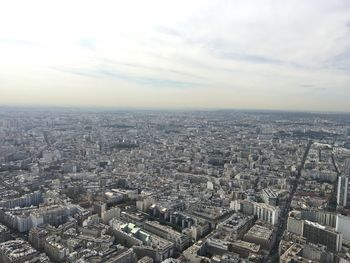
[0,239,39,263]
[243,224,275,250]
[344,158,350,176]
[337,176,348,208]
[217,213,254,240]
[138,256,154,263]
[252,203,279,226]
[101,207,121,224]
[261,188,278,206]
[287,215,304,236]
[232,200,279,225]
[143,221,190,251]
[111,220,174,262]
[303,220,342,252]
[336,214,350,241]
[0,191,42,209]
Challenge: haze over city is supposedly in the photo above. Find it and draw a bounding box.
[1,0,350,111]
[2,1,350,263]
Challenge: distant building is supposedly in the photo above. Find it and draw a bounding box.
[144,220,190,251]
[0,224,11,243]
[93,201,107,216]
[253,202,279,226]
[101,207,121,224]
[229,240,260,258]
[287,214,304,236]
[0,191,42,209]
[336,214,350,241]
[300,209,337,228]
[138,256,154,263]
[243,224,275,250]
[287,213,343,252]
[337,175,348,208]
[344,158,350,176]
[303,220,342,252]
[111,220,174,262]
[217,213,254,240]
[0,239,39,263]
[231,200,279,225]
[260,188,278,206]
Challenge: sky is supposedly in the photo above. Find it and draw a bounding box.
[0,0,350,111]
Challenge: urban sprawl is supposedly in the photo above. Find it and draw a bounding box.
[0,108,350,263]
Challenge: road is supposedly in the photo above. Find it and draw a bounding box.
[267,140,312,261]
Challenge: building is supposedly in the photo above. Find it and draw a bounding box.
[261,188,278,206]
[336,214,350,241]
[243,224,275,250]
[303,220,342,252]
[229,240,260,258]
[0,239,39,263]
[217,213,254,240]
[0,191,42,209]
[111,220,174,262]
[344,158,350,176]
[42,236,69,262]
[0,224,10,242]
[253,202,279,226]
[287,214,304,236]
[206,237,230,256]
[101,207,121,224]
[144,221,190,251]
[287,213,343,253]
[280,241,333,263]
[337,176,348,208]
[93,201,107,216]
[300,209,337,228]
[231,200,279,225]
[279,243,304,263]
[138,256,154,263]
[0,204,77,232]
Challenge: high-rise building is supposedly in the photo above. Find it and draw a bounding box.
[287,214,304,236]
[345,158,350,176]
[337,175,348,208]
[303,220,342,252]
[336,214,350,242]
[287,213,343,253]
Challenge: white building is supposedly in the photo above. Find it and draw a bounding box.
[336,214,350,241]
[337,176,348,208]
[231,200,279,225]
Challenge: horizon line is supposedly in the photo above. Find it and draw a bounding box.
[1,103,350,115]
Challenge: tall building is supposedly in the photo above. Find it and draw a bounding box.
[336,214,350,241]
[337,175,348,208]
[287,214,343,253]
[287,214,304,236]
[302,220,342,252]
[345,158,350,176]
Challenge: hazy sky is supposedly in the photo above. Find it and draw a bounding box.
[1,0,350,111]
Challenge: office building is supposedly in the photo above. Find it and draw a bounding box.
[303,220,342,252]
[337,176,348,208]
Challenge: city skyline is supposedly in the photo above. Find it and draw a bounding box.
[1,0,350,111]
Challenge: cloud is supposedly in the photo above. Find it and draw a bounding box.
[220,52,283,65]
[76,38,97,51]
[53,66,202,89]
[0,0,350,111]
[0,38,40,47]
